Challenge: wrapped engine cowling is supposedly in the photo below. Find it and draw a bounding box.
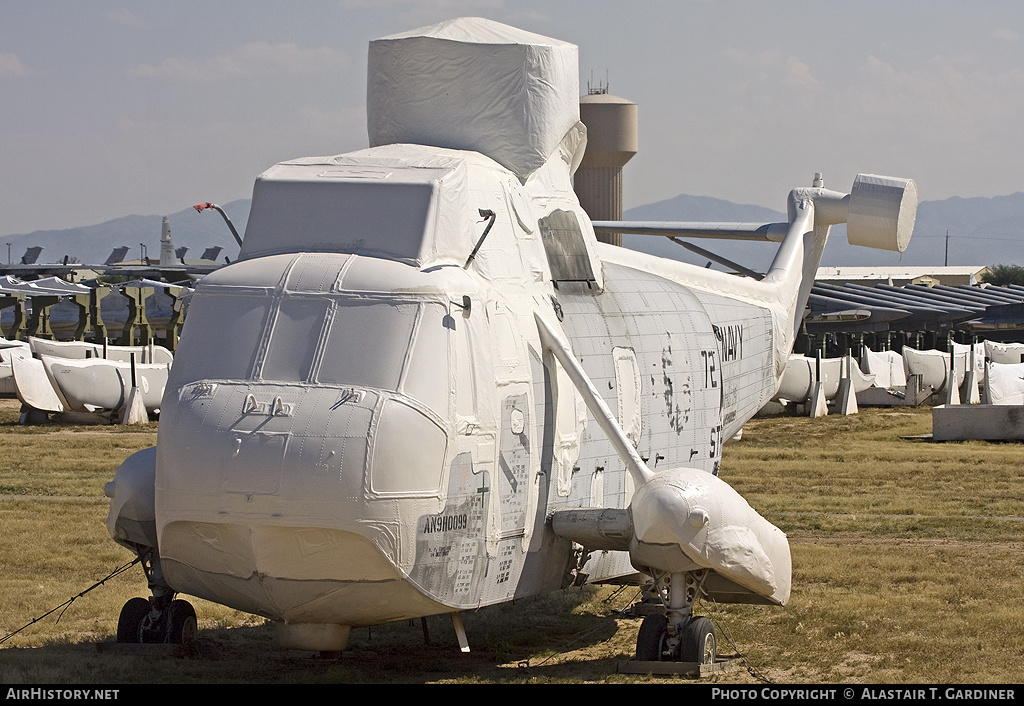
[367,17,581,181]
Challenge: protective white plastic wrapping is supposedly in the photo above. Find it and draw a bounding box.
[629,468,791,606]
[41,355,167,414]
[105,447,158,550]
[95,15,945,640]
[367,17,581,181]
[862,349,907,388]
[846,174,918,252]
[0,340,28,395]
[151,250,493,626]
[28,336,174,365]
[985,362,1024,405]
[11,354,63,413]
[902,344,984,392]
[773,354,874,403]
[985,340,1024,365]
[238,147,474,267]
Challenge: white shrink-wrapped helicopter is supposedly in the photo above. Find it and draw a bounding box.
[104,17,916,664]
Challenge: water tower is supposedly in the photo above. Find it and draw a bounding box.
[574,88,638,246]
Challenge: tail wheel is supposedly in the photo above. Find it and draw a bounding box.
[116,597,151,643]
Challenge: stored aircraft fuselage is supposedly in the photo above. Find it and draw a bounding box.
[105,17,916,657]
[147,145,775,639]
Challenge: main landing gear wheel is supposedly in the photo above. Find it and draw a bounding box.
[680,615,716,664]
[635,613,668,661]
[635,613,716,664]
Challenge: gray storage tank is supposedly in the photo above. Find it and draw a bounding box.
[574,90,638,246]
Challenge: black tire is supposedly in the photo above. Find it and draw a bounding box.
[116,597,151,643]
[680,616,716,664]
[165,599,198,645]
[635,613,668,661]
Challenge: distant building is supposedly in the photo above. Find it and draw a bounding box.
[815,265,991,287]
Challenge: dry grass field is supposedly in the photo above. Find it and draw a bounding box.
[1,398,1022,684]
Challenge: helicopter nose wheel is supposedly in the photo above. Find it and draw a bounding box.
[116,597,198,647]
[636,613,717,664]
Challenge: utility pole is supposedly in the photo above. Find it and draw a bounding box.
[945,230,949,266]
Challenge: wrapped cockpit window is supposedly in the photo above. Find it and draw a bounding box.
[318,302,417,391]
[171,293,270,381]
[400,303,451,416]
[262,298,330,382]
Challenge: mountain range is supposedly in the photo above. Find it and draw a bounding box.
[2,192,1023,272]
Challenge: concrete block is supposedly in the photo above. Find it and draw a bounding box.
[932,404,1024,441]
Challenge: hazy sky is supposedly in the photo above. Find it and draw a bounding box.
[3,1,1024,237]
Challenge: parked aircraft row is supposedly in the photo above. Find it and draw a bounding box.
[0,336,171,422]
[0,215,229,281]
[769,340,1024,412]
[0,273,189,346]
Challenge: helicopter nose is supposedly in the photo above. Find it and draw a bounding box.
[156,383,449,624]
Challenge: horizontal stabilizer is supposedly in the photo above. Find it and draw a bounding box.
[592,221,787,242]
[594,173,917,253]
